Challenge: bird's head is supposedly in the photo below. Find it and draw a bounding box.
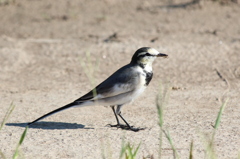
[131,47,168,68]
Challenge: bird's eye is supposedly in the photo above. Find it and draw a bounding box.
[146,53,151,56]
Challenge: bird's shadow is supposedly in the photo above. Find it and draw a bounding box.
[6,121,93,130]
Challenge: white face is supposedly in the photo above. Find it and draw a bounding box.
[138,48,159,65]
[147,48,159,56]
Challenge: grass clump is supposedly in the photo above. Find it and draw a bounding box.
[12,126,28,159]
[120,140,141,159]
[204,98,229,159]
[156,83,179,159]
[155,84,229,159]
[0,103,28,159]
[0,102,15,131]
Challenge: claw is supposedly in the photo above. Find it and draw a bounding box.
[106,124,145,132]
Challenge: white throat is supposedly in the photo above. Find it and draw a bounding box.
[144,62,153,72]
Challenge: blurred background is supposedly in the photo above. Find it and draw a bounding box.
[0,0,239,91]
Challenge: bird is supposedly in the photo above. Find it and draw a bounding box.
[27,47,168,131]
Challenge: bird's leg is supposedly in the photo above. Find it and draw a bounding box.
[111,106,120,125]
[117,112,131,128]
[108,106,130,129]
[108,106,145,132]
[118,112,145,132]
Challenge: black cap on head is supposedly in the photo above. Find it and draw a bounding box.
[131,47,152,63]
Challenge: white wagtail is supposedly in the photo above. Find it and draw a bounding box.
[27,47,168,131]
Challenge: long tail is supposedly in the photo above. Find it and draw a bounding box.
[27,101,79,125]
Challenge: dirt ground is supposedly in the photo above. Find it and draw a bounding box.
[0,0,239,158]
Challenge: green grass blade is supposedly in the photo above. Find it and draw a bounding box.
[79,50,100,87]
[156,83,171,159]
[120,139,127,159]
[163,129,178,159]
[19,126,28,145]
[0,151,6,159]
[13,126,28,159]
[156,95,164,128]
[120,142,140,159]
[0,102,15,130]
[132,142,141,157]
[127,143,133,159]
[205,140,216,159]
[156,82,170,128]
[214,98,229,129]
[159,129,163,159]
[189,140,193,159]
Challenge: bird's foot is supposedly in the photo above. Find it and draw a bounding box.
[107,124,145,132]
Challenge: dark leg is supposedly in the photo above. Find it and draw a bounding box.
[111,106,120,125]
[108,106,129,129]
[118,112,145,132]
[118,112,131,128]
[107,106,145,132]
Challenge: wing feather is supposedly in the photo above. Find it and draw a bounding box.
[74,64,139,102]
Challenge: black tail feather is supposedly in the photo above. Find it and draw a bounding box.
[27,102,78,125]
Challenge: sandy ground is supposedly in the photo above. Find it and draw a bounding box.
[0,0,240,158]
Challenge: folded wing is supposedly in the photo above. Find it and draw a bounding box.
[74,64,139,102]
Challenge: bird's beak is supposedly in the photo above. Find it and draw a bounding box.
[157,53,168,58]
